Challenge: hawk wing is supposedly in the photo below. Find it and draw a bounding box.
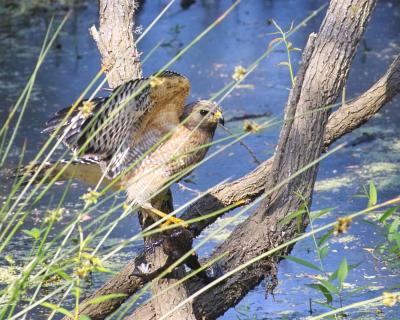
[43,71,190,179]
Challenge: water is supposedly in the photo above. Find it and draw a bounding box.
[0,0,399,319]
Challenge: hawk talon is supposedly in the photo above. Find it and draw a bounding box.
[142,203,189,228]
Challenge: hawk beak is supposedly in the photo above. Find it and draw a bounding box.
[213,110,224,126]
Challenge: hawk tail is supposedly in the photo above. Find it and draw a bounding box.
[9,158,103,187]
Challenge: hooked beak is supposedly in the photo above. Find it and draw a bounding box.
[213,110,225,126]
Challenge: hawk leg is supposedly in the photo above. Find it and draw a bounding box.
[142,203,188,228]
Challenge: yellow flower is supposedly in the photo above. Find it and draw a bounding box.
[149,76,166,88]
[45,208,65,223]
[74,263,91,279]
[382,292,399,307]
[243,120,261,133]
[123,202,135,212]
[232,65,247,81]
[334,216,352,235]
[79,100,95,118]
[81,189,100,207]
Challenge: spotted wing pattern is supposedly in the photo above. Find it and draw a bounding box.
[43,71,190,179]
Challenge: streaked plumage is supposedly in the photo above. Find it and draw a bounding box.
[20,71,224,225]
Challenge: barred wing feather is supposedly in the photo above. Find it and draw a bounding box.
[42,71,190,179]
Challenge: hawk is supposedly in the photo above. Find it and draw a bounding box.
[21,71,224,226]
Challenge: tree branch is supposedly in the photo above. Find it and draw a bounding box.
[325,54,400,146]
[69,2,400,319]
[74,37,398,320]
[130,1,379,319]
[90,0,142,88]
[183,53,400,236]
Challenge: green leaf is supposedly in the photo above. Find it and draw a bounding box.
[319,245,329,260]
[52,269,72,281]
[94,266,114,274]
[318,278,339,294]
[306,284,333,303]
[278,206,306,228]
[310,207,335,221]
[318,230,333,247]
[79,315,91,320]
[329,262,361,282]
[379,206,398,223]
[368,181,377,207]
[337,258,349,284]
[22,227,41,240]
[283,255,322,272]
[82,293,127,306]
[313,300,337,310]
[40,302,73,318]
[388,218,400,242]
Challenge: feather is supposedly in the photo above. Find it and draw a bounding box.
[42,71,190,179]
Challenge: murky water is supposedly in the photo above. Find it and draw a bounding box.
[0,0,399,319]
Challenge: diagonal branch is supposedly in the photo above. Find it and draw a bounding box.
[182,53,400,235]
[71,2,400,319]
[75,49,399,320]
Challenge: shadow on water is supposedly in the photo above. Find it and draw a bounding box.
[0,0,399,319]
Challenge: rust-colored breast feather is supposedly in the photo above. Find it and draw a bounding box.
[123,125,213,205]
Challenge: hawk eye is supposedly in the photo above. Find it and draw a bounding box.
[200,109,209,116]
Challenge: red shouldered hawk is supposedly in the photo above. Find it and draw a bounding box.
[21,71,224,226]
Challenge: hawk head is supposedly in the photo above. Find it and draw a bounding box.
[181,100,224,131]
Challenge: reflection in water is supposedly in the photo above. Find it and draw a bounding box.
[0,1,399,319]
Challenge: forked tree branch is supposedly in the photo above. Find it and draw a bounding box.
[129,1,381,319]
[70,1,400,319]
[66,2,194,320]
[182,53,400,234]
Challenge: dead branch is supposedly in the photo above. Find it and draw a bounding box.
[67,1,400,319]
[225,111,272,123]
[130,1,380,319]
[90,0,142,88]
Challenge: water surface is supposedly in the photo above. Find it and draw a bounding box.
[0,1,399,319]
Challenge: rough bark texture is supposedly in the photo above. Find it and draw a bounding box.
[90,0,142,88]
[188,2,377,318]
[143,195,198,320]
[183,53,400,235]
[324,54,400,146]
[131,1,379,319]
[66,1,400,319]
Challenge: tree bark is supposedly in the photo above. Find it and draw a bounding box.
[129,1,379,319]
[69,2,195,319]
[67,1,400,319]
[324,54,400,147]
[90,0,142,88]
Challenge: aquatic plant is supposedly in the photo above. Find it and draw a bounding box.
[0,1,399,320]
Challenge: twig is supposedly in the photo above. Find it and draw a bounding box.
[225,111,272,123]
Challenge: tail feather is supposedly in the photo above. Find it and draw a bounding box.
[9,158,120,190]
[13,161,61,185]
